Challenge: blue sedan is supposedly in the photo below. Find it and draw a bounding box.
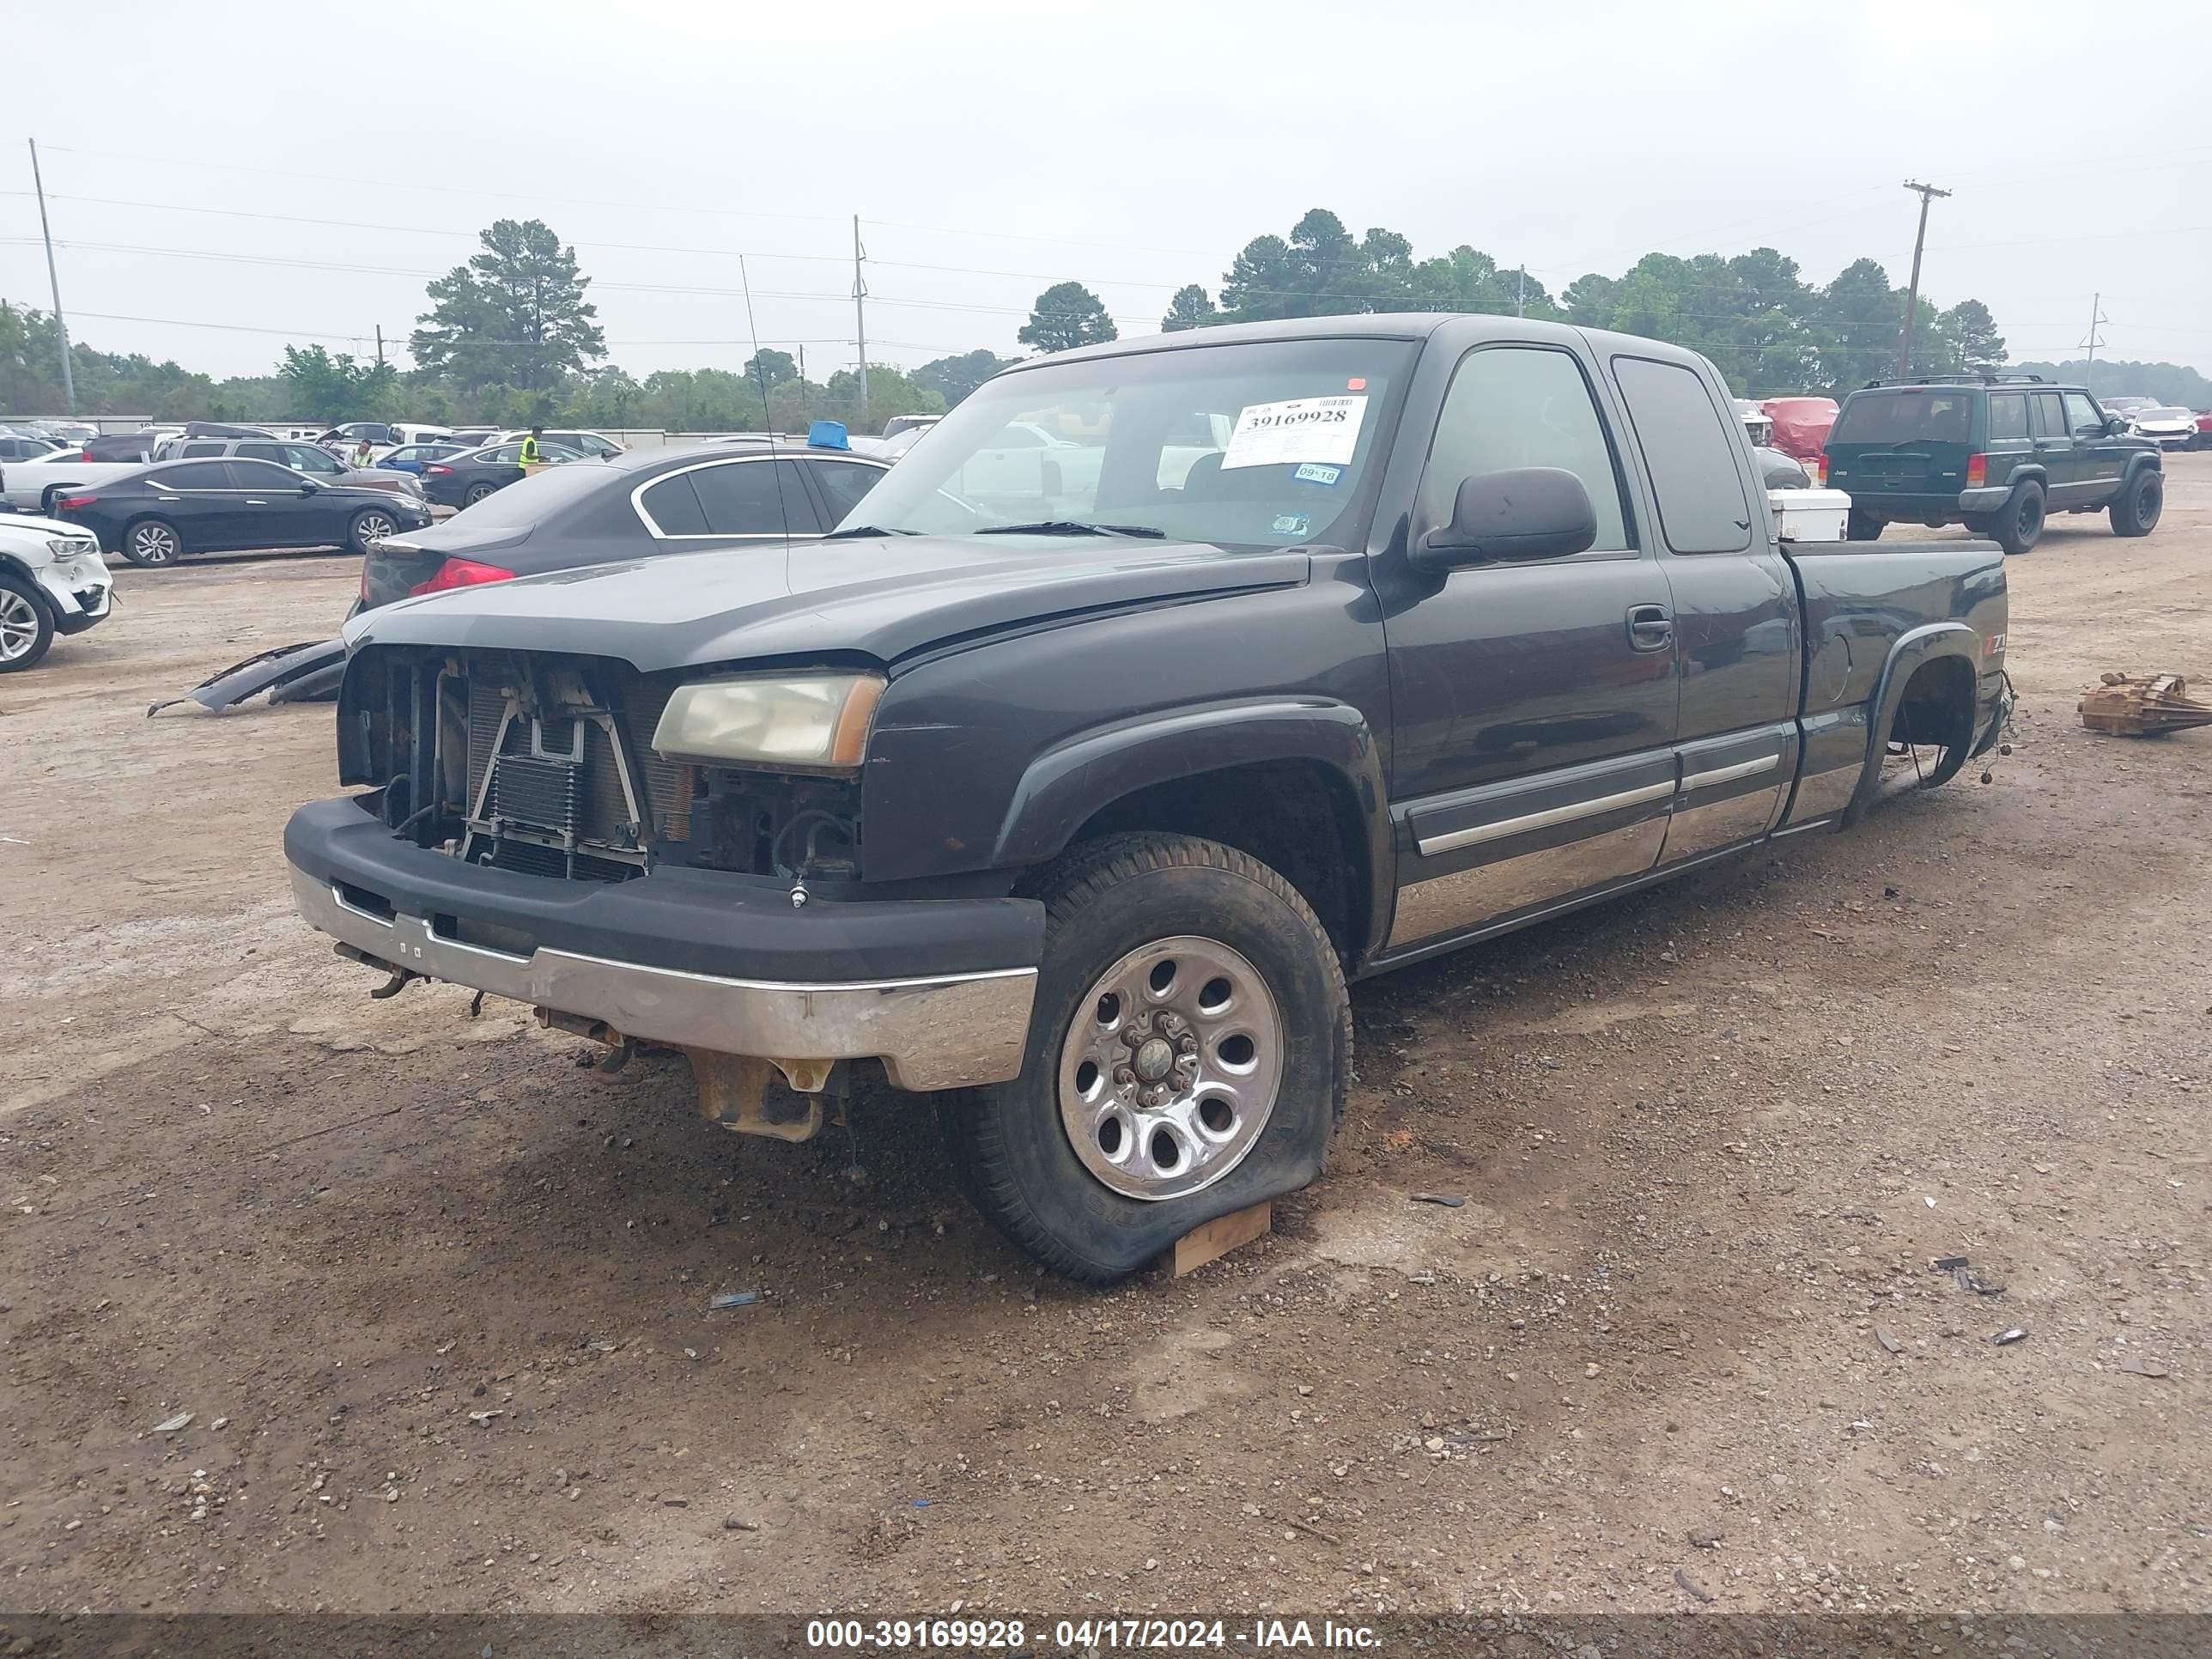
[378,441,467,477]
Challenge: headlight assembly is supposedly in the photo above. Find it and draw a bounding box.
[652,672,885,772]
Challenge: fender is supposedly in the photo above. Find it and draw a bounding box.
[991,696,1392,952]
[2120,452,2163,487]
[0,551,57,623]
[1997,461,2047,491]
[1842,623,1979,824]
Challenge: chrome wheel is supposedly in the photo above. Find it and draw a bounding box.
[1056,933,1284,1201]
[130,523,179,565]
[356,512,395,546]
[0,590,40,662]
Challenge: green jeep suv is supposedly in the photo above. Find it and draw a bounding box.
[1822,374,2163,555]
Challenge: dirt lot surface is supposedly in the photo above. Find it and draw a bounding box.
[5,470,2210,1624]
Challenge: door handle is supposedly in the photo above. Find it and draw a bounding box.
[245,498,269,505]
[1627,605,1674,652]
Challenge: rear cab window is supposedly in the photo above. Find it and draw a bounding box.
[1610,356,1754,554]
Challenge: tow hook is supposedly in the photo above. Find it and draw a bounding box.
[369,968,417,1000]
[333,941,419,1000]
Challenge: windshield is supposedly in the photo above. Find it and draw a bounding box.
[841,337,1417,546]
[1830,389,1972,445]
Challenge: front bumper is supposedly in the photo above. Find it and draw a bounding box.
[34,553,112,634]
[284,796,1044,1091]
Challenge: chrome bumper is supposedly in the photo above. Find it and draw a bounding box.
[290,866,1036,1091]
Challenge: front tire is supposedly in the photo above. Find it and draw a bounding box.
[121,519,182,567]
[2110,470,2162,538]
[1846,508,1884,542]
[0,574,53,672]
[940,832,1350,1282]
[349,508,398,556]
[1994,482,2045,556]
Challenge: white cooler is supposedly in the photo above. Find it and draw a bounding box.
[1769,487,1852,543]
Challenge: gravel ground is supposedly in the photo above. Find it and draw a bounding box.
[3,466,2209,1620]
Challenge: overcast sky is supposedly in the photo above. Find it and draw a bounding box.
[4,0,2206,387]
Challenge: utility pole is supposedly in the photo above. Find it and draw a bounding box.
[27,138,75,415]
[799,344,806,386]
[852,215,869,427]
[1516,264,1527,318]
[1896,179,1950,376]
[374,325,385,371]
[2081,293,2107,393]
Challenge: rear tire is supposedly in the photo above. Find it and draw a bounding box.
[939,831,1350,1283]
[0,574,53,672]
[2109,469,2162,538]
[463,482,496,507]
[1846,509,1884,542]
[1993,482,2045,556]
[120,518,183,567]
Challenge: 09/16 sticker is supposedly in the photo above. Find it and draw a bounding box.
[1221,395,1367,471]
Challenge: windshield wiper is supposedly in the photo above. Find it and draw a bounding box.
[973,520,1166,539]
[821,524,923,539]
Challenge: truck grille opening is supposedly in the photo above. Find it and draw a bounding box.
[450,659,694,883]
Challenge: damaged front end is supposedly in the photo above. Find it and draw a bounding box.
[305,642,1031,1140]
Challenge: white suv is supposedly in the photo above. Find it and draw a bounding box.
[0,511,112,672]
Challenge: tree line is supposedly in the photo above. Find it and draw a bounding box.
[3,207,2204,426]
[1015,208,2017,398]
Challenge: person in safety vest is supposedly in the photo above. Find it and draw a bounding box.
[519,427,544,466]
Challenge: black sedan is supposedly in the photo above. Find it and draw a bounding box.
[416,440,586,508]
[56,457,434,567]
[360,440,890,609]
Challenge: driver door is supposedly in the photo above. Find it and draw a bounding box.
[2065,390,2126,504]
[1377,341,1679,954]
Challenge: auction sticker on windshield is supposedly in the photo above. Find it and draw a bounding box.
[1221,395,1367,471]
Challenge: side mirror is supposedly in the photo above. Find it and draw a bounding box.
[298,478,320,495]
[1413,467,1598,571]
[2105,416,2128,435]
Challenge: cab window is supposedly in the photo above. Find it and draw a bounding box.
[1423,345,1632,552]
[1611,355,1751,554]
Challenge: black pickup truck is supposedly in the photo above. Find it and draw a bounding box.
[285,315,2010,1281]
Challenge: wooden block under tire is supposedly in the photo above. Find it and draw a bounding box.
[1164,1200,1272,1277]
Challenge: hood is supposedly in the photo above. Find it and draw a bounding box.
[343,533,1311,671]
[0,510,92,538]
